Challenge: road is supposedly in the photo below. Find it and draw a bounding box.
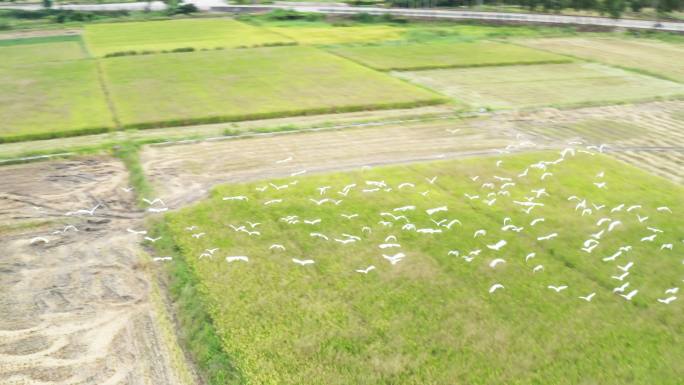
[216,4,684,32]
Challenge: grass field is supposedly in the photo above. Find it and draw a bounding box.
[329,41,571,71]
[0,60,114,142]
[520,37,684,82]
[84,18,293,57]
[100,46,445,129]
[162,151,683,385]
[0,36,88,67]
[395,62,684,110]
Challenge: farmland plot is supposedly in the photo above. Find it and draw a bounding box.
[0,39,87,67]
[394,62,684,110]
[100,46,445,129]
[0,60,114,142]
[330,41,570,71]
[84,18,293,57]
[163,151,683,385]
[520,37,684,82]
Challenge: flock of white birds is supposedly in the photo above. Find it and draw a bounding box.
[28,137,681,306]
[148,141,681,306]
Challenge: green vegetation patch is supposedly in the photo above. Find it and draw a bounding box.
[0,40,87,67]
[0,60,115,142]
[521,37,684,82]
[100,46,445,129]
[395,62,684,110]
[84,18,294,57]
[164,152,683,385]
[330,41,571,71]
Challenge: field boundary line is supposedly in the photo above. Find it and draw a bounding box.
[149,113,466,148]
[94,58,122,129]
[0,152,75,165]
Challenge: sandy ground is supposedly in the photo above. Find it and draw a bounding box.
[0,158,195,385]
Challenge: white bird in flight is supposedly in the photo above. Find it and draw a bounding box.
[612,272,629,281]
[658,296,677,304]
[223,196,248,201]
[473,229,486,238]
[489,258,506,268]
[426,206,447,215]
[532,265,544,273]
[383,253,406,265]
[356,265,376,274]
[292,258,315,266]
[127,228,147,235]
[487,240,507,251]
[489,283,504,293]
[579,292,596,302]
[525,253,536,262]
[620,289,638,300]
[226,256,249,263]
[537,233,558,241]
[613,282,630,293]
[30,237,49,245]
[618,262,633,272]
[310,233,329,241]
[270,244,285,251]
[548,285,568,292]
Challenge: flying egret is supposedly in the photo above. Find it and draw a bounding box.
[270,244,285,251]
[602,251,622,262]
[579,293,596,302]
[487,240,507,251]
[379,243,400,249]
[658,296,677,304]
[310,233,329,241]
[127,228,147,235]
[356,266,376,274]
[640,234,657,242]
[426,176,438,184]
[656,206,672,213]
[620,290,638,300]
[489,259,506,268]
[30,237,49,245]
[383,253,405,265]
[264,199,282,206]
[547,285,568,292]
[341,213,359,219]
[617,262,633,272]
[525,253,536,262]
[665,287,679,295]
[223,196,248,201]
[530,218,545,226]
[426,206,447,215]
[447,250,460,256]
[191,232,205,239]
[226,256,249,263]
[398,183,415,189]
[489,283,504,293]
[473,229,486,238]
[304,219,322,225]
[611,272,629,281]
[537,233,558,241]
[292,258,315,266]
[153,257,172,262]
[613,282,630,293]
[532,265,544,273]
[144,236,161,242]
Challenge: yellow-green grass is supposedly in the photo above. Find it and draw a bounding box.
[0,60,115,142]
[329,41,571,71]
[163,152,683,385]
[520,37,684,82]
[394,62,684,110]
[266,25,406,45]
[100,46,446,129]
[0,40,87,67]
[84,18,294,57]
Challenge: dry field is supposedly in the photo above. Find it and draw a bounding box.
[519,37,684,82]
[394,62,684,110]
[0,158,195,384]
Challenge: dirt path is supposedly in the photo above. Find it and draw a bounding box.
[0,157,195,385]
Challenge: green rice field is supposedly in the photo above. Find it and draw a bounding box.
[330,41,571,70]
[100,46,445,128]
[163,152,684,385]
[395,62,684,109]
[0,60,114,142]
[0,38,87,67]
[84,18,293,57]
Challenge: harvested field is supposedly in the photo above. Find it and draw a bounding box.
[101,46,445,129]
[163,151,683,385]
[329,41,571,71]
[0,157,196,384]
[84,18,293,57]
[495,101,684,184]
[266,25,405,45]
[141,118,525,208]
[0,60,115,142]
[520,37,684,82]
[394,62,684,109]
